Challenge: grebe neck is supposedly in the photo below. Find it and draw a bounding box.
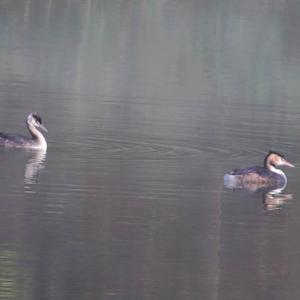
[27,124,47,149]
[269,165,287,181]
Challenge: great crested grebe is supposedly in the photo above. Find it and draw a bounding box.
[0,113,48,149]
[224,151,294,186]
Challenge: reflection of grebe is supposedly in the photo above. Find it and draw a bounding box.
[0,113,48,149]
[263,189,293,211]
[224,151,294,187]
[24,150,47,186]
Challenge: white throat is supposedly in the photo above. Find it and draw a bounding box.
[269,165,287,181]
[28,125,47,149]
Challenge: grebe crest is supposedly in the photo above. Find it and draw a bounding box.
[224,150,294,188]
[0,112,48,149]
[27,113,42,127]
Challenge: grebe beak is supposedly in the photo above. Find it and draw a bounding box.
[283,160,294,168]
[39,124,48,133]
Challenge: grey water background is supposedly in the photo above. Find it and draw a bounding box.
[0,0,300,299]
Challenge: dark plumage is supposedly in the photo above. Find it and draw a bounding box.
[32,113,42,125]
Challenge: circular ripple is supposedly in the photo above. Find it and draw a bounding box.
[58,138,207,161]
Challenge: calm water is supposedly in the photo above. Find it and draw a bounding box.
[1,0,300,299]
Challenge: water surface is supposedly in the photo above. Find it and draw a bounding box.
[0,0,300,299]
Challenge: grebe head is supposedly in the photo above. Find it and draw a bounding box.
[264,151,294,169]
[27,113,48,133]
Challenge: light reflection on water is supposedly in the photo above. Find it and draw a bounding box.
[0,0,300,300]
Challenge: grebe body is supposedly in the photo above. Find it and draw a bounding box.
[224,151,294,187]
[0,113,47,150]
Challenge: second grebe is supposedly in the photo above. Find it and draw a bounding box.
[224,151,294,186]
[0,113,48,149]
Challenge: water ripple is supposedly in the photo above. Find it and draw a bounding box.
[55,138,207,161]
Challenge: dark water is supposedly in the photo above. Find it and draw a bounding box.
[0,0,300,299]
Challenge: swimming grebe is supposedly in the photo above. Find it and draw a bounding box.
[0,113,48,149]
[224,151,294,187]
